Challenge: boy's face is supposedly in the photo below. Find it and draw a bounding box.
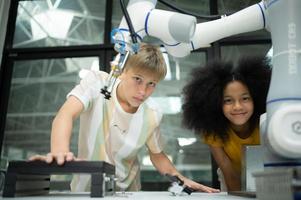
[117,68,159,112]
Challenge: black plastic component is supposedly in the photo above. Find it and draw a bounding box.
[182,185,194,195]
[165,174,194,195]
[100,86,111,100]
[2,160,115,198]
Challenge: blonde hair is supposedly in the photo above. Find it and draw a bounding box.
[123,43,167,80]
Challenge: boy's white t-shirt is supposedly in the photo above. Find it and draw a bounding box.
[67,70,163,191]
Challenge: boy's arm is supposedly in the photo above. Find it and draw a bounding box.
[209,146,241,191]
[149,151,220,193]
[30,96,84,165]
[51,96,84,152]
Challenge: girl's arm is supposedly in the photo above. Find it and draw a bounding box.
[209,146,241,191]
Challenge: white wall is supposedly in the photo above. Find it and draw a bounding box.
[0,0,11,68]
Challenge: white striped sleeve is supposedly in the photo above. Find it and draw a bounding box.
[67,70,107,111]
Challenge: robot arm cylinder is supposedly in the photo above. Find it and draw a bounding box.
[114,0,156,53]
[267,105,301,158]
[263,0,301,159]
[164,1,266,57]
[145,9,196,43]
[146,9,196,57]
[115,0,266,58]
[115,0,196,55]
[191,2,266,49]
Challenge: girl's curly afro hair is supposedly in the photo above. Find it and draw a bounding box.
[181,56,271,142]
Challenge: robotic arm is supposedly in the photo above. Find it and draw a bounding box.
[262,0,301,161]
[108,0,301,173]
[102,0,266,99]
[113,0,265,58]
[113,0,196,57]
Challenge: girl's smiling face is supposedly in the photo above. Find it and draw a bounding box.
[222,81,254,130]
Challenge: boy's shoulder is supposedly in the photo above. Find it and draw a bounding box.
[81,70,109,84]
[87,70,108,79]
[144,97,162,114]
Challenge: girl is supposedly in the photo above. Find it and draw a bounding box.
[182,56,271,191]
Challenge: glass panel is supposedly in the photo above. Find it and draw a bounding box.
[1,57,101,164]
[111,0,210,38]
[221,44,272,64]
[156,0,210,21]
[111,0,127,29]
[13,0,106,48]
[140,52,213,187]
[218,0,259,14]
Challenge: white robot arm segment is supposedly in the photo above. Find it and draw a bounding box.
[163,1,266,57]
[115,0,266,58]
[263,0,301,160]
[267,105,301,158]
[115,0,196,55]
[191,2,266,49]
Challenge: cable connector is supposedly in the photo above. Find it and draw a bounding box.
[100,51,130,99]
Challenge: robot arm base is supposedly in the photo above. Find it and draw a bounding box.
[267,104,301,159]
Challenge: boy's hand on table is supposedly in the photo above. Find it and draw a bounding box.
[29,152,83,165]
[182,177,220,193]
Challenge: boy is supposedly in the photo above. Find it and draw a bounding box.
[30,43,218,193]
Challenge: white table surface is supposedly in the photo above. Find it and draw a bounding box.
[1,191,256,200]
